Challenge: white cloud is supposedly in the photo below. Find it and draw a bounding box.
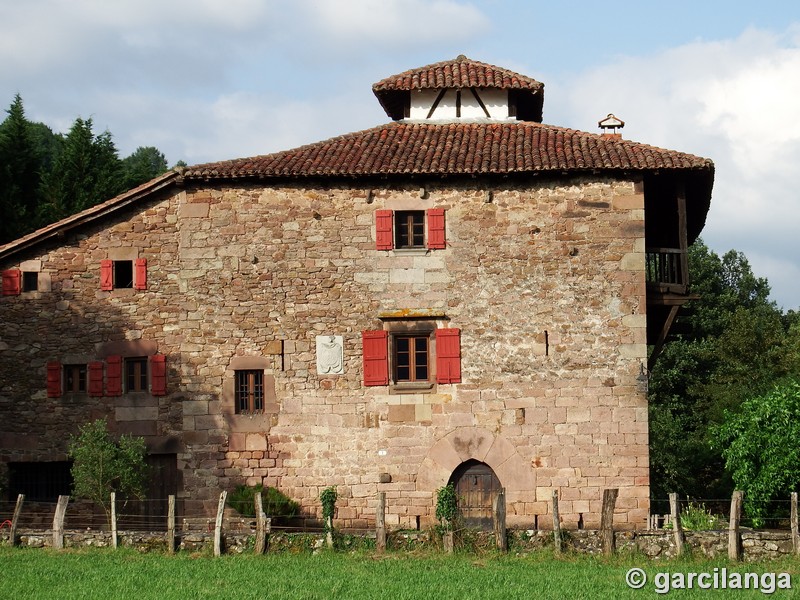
[554,27,800,309]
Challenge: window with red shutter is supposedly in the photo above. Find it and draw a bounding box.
[46,361,62,398]
[435,328,461,384]
[106,355,122,396]
[100,260,113,291]
[88,362,104,397]
[362,330,389,386]
[2,269,21,296]
[134,258,147,290]
[375,210,394,250]
[426,208,446,249]
[150,354,167,396]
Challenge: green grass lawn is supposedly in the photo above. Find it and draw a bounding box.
[2,546,799,599]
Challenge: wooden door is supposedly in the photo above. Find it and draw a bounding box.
[450,460,501,530]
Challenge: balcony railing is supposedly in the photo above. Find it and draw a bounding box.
[646,248,686,288]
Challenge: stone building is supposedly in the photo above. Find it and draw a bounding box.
[0,56,713,530]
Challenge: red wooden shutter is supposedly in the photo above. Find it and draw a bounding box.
[362,330,389,386]
[134,258,147,290]
[150,354,167,396]
[375,210,394,250]
[46,361,62,397]
[100,260,113,291]
[106,355,122,396]
[2,269,21,296]
[426,208,446,249]
[436,328,461,384]
[88,361,104,397]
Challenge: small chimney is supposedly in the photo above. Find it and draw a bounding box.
[598,113,624,139]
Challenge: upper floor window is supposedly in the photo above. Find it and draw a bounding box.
[64,364,87,393]
[375,208,446,251]
[22,271,39,292]
[235,370,264,414]
[100,258,147,291]
[393,335,430,382]
[125,357,148,392]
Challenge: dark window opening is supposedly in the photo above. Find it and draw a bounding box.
[8,461,73,502]
[395,211,425,248]
[114,260,134,289]
[125,357,148,392]
[235,370,264,414]
[64,364,87,393]
[394,335,429,382]
[22,271,38,292]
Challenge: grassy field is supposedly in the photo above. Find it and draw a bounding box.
[2,546,799,599]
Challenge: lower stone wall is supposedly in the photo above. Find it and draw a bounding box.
[2,528,796,561]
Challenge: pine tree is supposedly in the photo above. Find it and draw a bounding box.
[0,95,42,243]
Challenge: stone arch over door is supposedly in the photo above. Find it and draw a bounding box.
[416,427,536,518]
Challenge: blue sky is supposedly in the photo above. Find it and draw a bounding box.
[1,1,800,309]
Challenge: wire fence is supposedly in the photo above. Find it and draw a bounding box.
[649,497,795,531]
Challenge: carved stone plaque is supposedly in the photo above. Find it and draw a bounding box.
[316,335,344,375]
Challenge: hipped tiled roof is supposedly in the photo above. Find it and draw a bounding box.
[182,121,713,180]
[372,55,543,92]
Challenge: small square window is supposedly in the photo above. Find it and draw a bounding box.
[125,357,148,392]
[22,271,38,292]
[395,211,425,248]
[393,335,430,382]
[235,370,264,414]
[114,261,134,289]
[64,364,87,393]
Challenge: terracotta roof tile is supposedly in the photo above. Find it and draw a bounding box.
[372,55,543,92]
[182,121,713,180]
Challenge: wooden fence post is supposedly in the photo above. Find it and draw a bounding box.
[669,493,684,556]
[552,489,562,554]
[728,490,742,561]
[9,494,24,547]
[214,491,227,557]
[376,491,386,552]
[52,495,69,550]
[493,488,507,552]
[600,488,618,556]
[791,492,799,556]
[167,495,176,554]
[254,492,268,555]
[110,492,118,549]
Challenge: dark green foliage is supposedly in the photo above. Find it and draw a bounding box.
[68,419,148,526]
[435,483,459,531]
[714,379,800,523]
[226,484,299,519]
[122,146,168,189]
[648,240,800,501]
[0,95,42,243]
[320,486,337,531]
[0,95,174,243]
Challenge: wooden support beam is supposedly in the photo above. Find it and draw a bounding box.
[376,491,386,553]
[52,495,69,550]
[214,491,227,557]
[493,488,507,552]
[728,490,743,561]
[669,493,685,556]
[600,488,618,556]
[552,490,562,554]
[9,494,24,547]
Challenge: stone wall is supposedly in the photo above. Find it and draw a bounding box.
[0,175,649,529]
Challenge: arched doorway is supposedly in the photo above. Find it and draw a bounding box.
[449,460,501,529]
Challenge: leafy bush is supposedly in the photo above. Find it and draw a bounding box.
[435,483,459,532]
[227,484,299,519]
[680,501,721,530]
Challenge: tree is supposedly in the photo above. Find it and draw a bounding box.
[648,240,796,501]
[713,379,800,523]
[68,419,148,526]
[39,117,124,223]
[0,95,42,243]
[122,146,168,189]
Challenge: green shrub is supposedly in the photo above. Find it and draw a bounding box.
[680,501,721,530]
[227,484,299,519]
